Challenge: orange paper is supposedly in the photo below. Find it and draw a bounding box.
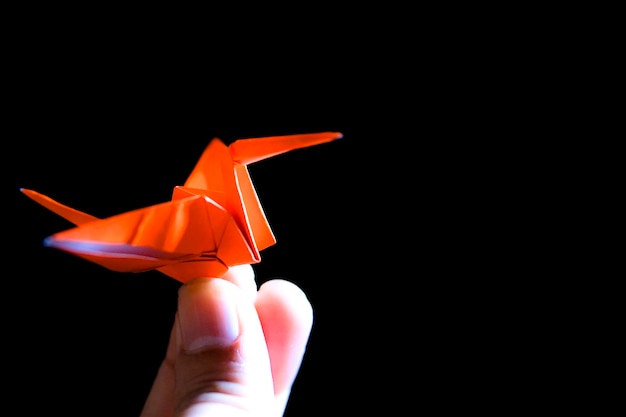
[21,132,342,283]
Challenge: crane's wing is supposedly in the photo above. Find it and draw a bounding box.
[33,192,257,282]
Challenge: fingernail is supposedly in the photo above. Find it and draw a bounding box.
[177,278,240,353]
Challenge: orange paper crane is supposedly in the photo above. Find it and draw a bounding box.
[21,132,342,283]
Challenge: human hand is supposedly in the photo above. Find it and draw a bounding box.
[139,265,314,417]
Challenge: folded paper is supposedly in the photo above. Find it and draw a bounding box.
[21,132,342,283]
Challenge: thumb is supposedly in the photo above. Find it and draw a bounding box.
[174,277,275,416]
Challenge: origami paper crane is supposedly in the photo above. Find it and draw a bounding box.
[21,131,342,283]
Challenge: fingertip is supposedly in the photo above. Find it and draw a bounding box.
[256,279,314,395]
[258,279,313,327]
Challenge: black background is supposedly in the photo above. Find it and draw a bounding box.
[4,19,571,415]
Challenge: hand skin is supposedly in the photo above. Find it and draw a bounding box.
[139,265,314,417]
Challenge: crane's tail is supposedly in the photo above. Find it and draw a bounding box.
[20,188,99,226]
